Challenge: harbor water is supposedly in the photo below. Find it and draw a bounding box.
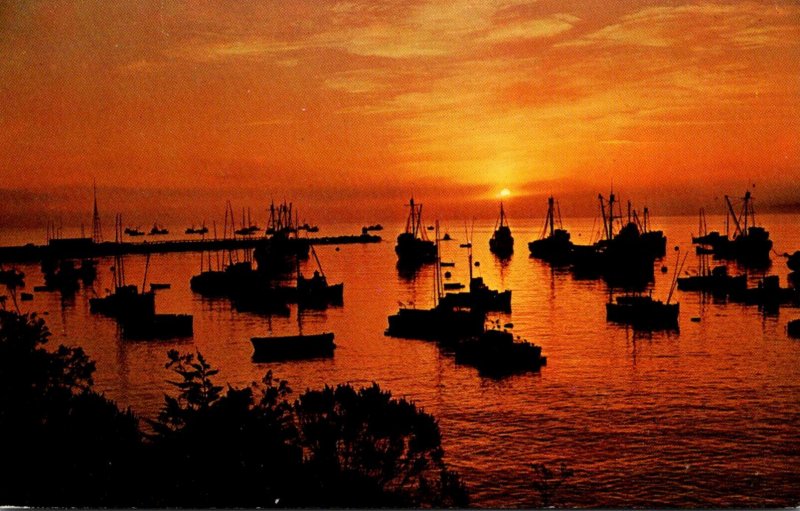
[2,214,799,507]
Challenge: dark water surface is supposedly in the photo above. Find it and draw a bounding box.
[3,214,799,507]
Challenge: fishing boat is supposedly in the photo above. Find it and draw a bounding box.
[251,332,335,361]
[637,206,667,258]
[149,283,171,291]
[395,198,436,266]
[91,218,155,316]
[293,244,344,309]
[677,250,746,295]
[149,223,168,235]
[571,191,657,286]
[454,328,546,377]
[528,196,573,263]
[387,223,485,341]
[729,275,798,308]
[606,293,679,330]
[253,200,311,276]
[365,224,383,232]
[233,207,261,236]
[489,202,513,257]
[185,223,209,235]
[693,191,772,266]
[94,217,193,340]
[124,227,144,236]
[440,229,511,312]
[606,249,684,329]
[677,265,746,295]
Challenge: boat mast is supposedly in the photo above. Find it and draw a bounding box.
[724,195,743,238]
[92,180,103,244]
[599,194,609,241]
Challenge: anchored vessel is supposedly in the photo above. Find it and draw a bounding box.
[454,328,547,376]
[251,332,335,361]
[606,293,679,330]
[395,198,436,266]
[489,202,514,257]
[528,196,573,263]
[692,191,772,266]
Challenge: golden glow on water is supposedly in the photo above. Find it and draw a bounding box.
[10,214,800,507]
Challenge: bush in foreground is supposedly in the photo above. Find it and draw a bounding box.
[0,310,467,507]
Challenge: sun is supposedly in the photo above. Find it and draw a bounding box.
[499,188,511,198]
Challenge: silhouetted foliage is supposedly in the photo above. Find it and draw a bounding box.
[0,310,467,507]
[0,310,141,506]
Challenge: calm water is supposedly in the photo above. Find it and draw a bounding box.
[3,214,800,507]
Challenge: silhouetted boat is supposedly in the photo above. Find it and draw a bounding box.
[788,319,800,338]
[677,265,746,295]
[528,196,572,263]
[637,206,667,258]
[94,218,193,340]
[251,332,335,361]
[293,244,344,309]
[386,306,485,341]
[571,191,658,286]
[364,224,383,232]
[440,235,511,312]
[729,275,798,307]
[298,223,319,233]
[395,198,436,266]
[387,224,486,341]
[454,328,547,376]
[90,283,156,320]
[149,224,168,235]
[693,191,772,266]
[185,223,209,235]
[91,224,154,319]
[124,227,144,236]
[253,200,310,276]
[726,192,772,265]
[606,293,679,330]
[234,207,260,236]
[150,283,171,290]
[442,233,452,241]
[489,202,513,257]
[439,276,511,312]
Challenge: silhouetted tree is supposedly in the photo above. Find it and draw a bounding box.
[0,311,140,506]
[295,383,468,507]
[0,311,468,507]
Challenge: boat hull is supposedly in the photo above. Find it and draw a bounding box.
[251,332,335,361]
[386,307,484,341]
[606,298,679,330]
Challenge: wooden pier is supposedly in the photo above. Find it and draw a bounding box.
[0,233,382,264]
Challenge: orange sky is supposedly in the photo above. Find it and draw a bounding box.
[1,1,799,224]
